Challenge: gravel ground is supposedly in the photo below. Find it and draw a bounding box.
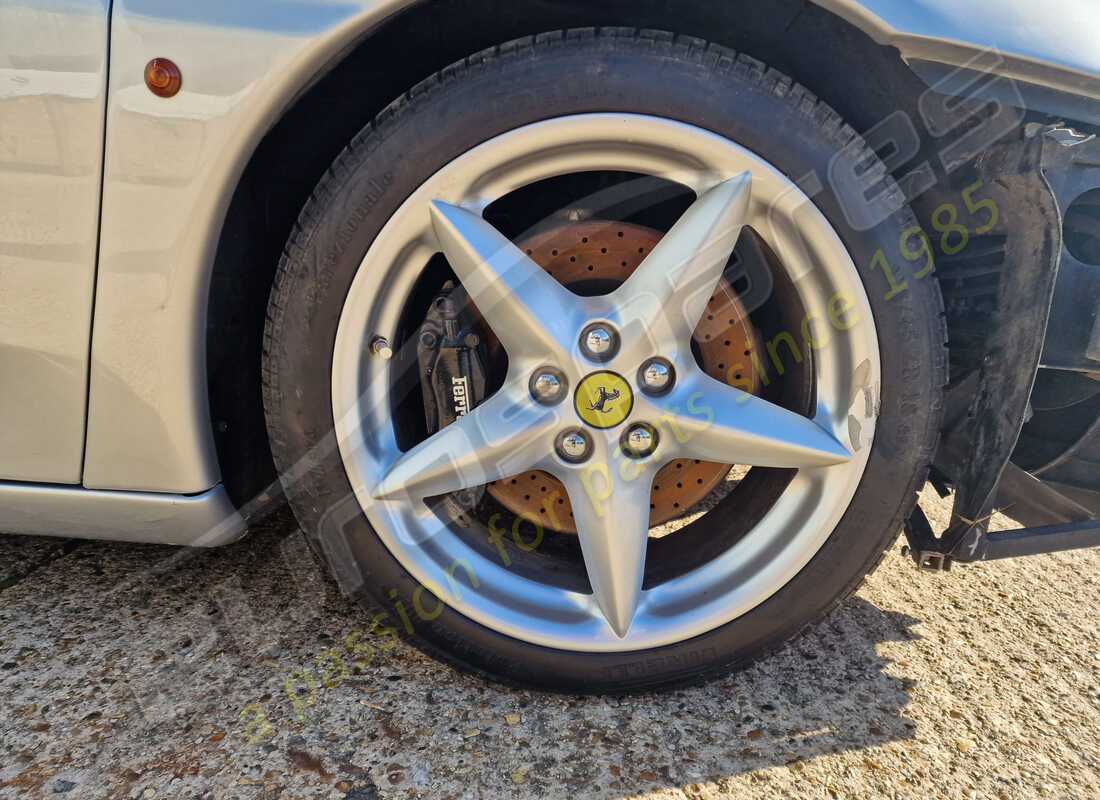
[2,485,1099,800]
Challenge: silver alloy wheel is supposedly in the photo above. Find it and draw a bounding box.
[332,114,880,651]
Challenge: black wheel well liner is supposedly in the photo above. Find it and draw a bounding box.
[205,0,938,511]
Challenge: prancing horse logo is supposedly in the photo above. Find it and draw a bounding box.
[587,386,621,413]
[575,371,632,429]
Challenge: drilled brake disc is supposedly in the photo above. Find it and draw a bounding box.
[485,220,761,533]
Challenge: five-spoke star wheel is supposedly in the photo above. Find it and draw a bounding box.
[369,173,852,637]
[260,25,955,695]
[331,114,879,653]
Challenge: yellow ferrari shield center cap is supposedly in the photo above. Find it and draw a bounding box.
[575,371,633,429]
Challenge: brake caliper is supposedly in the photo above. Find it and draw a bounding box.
[417,282,487,434]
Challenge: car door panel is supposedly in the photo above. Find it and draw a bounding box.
[0,0,110,482]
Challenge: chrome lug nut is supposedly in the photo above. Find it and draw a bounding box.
[530,368,568,405]
[556,429,592,463]
[638,358,675,395]
[584,327,612,355]
[621,423,659,459]
[370,336,393,359]
[579,323,620,362]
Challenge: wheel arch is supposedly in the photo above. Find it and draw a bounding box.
[205,0,934,510]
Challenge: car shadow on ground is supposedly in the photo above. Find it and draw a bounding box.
[0,514,920,799]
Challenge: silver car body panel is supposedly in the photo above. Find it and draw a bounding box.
[0,0,109,483]
[0,480,245,545]
[828,0,1100,99]
[83,0,1100,498]
[2,0,1099,542]
[83,0,396,492]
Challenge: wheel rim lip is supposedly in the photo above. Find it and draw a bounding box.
[331,113,881,652]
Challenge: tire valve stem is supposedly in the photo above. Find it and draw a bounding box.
[369,336,393,359]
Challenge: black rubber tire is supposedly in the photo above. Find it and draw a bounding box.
[262,28,947,693]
